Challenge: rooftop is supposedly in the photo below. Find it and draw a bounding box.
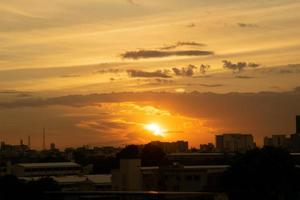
[141,165,230,171]
[17,162,81,168]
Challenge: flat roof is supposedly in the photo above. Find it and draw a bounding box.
[168,153,235,156]
[86,174,111,184]
[20,174,112,184]
[141,165,229,171]
[17,162,81,168]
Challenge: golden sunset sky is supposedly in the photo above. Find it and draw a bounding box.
[0,0,300,149]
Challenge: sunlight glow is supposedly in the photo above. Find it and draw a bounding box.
[145,123,166,137]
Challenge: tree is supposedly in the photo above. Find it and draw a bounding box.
[224,147,300,200]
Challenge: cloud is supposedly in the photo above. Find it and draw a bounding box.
[223,60,260,73]
[160,41,205,50]
[186,23,196,28]
[78,119,129,132]
[200,64,210,75]
[121,50,213,60]
[172,64,197,77]
[238,23,258,28]
[235,75,255,79]
[1,89,300,145]
[0,89,32,97]
[127,69,172,78]
[95,68,123,74]
[197,84,224,87]
[0,90,21,94]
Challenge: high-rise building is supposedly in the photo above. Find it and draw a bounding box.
[287,116,300,152]
[216,133,255,152]
[296,115,300,134]
[264,135,289,148]
[50,143,56,151]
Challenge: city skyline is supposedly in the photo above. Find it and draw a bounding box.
[1,0,300,148]
[1,114,299,151]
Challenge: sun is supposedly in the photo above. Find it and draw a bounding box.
[145,123,166,137]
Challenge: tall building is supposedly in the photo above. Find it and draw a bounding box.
[290,116,300,152]
[216,133,255,152]
[297,115,300,134]
[264,135,289,148]
[50,143,56,151]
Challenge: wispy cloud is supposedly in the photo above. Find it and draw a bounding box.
[235,75,255,79]
[238,22,258,28]
[121,50,213,60]
[160,41,205,50]
[127,69,172,78]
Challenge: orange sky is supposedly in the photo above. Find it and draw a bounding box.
[0,0,300,149]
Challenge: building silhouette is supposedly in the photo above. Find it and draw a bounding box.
[148,141,188,153]
[264,135,289,148]
[216,133,255,152]
[264,116,300,152]
[297,115,300,134]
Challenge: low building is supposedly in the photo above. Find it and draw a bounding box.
[149,141,189,153]
[199,143,215,152]
[20,174,112,191]
[216,133,255,152]
[167,153,234,166]
[112,159,228,192]
[12,162,82,177]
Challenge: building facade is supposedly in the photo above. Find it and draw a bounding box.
[112,159,228,192]
[264,135,289,148]
[149,141,189,153]
[12,162,82,177]
[216,133,255,152]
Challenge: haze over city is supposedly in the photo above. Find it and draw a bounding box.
[1,0,300,149]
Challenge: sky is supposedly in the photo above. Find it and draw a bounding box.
[0,0,300,149]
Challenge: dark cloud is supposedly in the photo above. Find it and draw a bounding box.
[160,41,205,50]
[235,75,255,79]
[127,69,172,78]
[172,64,197,77]
[138,78,174,87]
[200,64,210,75]
[223,60,260,73]
[121,50,213,60]
[95,68,122,74]
[186,23,196,28]
[0,90,21,94]
[238,23,258,28]
[1,89,300,145]
[185,83,224,87]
